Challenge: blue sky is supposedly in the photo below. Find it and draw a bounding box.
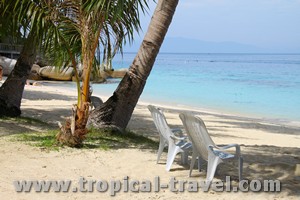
[135,0,300,53]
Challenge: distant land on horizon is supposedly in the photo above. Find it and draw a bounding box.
[123,37,300,54]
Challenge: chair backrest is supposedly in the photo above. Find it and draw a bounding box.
[179,112,215,161]
[148,105,173,142]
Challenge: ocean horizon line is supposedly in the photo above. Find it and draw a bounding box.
[122,52,300,55]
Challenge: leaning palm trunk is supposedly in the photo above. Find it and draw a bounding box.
[0,32,37,117]
[88,0,179,130]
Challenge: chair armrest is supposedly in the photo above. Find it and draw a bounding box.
[170,134,188,141]
[211,144,241,157]
[171,128,183,136]
[171,128,188,141]
[217,143,240,150]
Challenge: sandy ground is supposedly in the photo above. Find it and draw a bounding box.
[0,82,300,199]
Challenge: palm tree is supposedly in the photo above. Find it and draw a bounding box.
[0,1,40,117]
[1,0,149,146]
[88,0,179,130]
[53,0,149,147]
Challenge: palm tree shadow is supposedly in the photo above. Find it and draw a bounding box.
[210,145,300,196]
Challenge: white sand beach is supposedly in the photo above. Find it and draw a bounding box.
[0,81,299,199]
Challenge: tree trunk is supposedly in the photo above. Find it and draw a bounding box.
[0,32,37,117]
[88,0,179,130]
[56,13,103,147]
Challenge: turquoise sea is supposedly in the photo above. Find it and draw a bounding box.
[93,53,300,123]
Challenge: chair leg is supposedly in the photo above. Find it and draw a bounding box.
[181,151,189,165]
[238,156,243,181]
[197,157,201,172]
[166,145,180,171]
[157,140,166,164]
[189,151,198,177]
[206,154,221,184]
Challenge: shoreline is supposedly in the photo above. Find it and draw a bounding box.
[34,79,300,129]
[1,77,300,128]
[137,99,300,129]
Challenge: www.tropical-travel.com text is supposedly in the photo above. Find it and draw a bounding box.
[13,176,281,196]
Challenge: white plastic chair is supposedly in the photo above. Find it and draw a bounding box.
[148,105,192,171]
[179,112,243,183]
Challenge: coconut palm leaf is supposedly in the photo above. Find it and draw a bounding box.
[3,0,150,146]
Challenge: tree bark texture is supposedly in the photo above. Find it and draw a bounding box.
[88,0,179,130]
[0,32,37,117]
